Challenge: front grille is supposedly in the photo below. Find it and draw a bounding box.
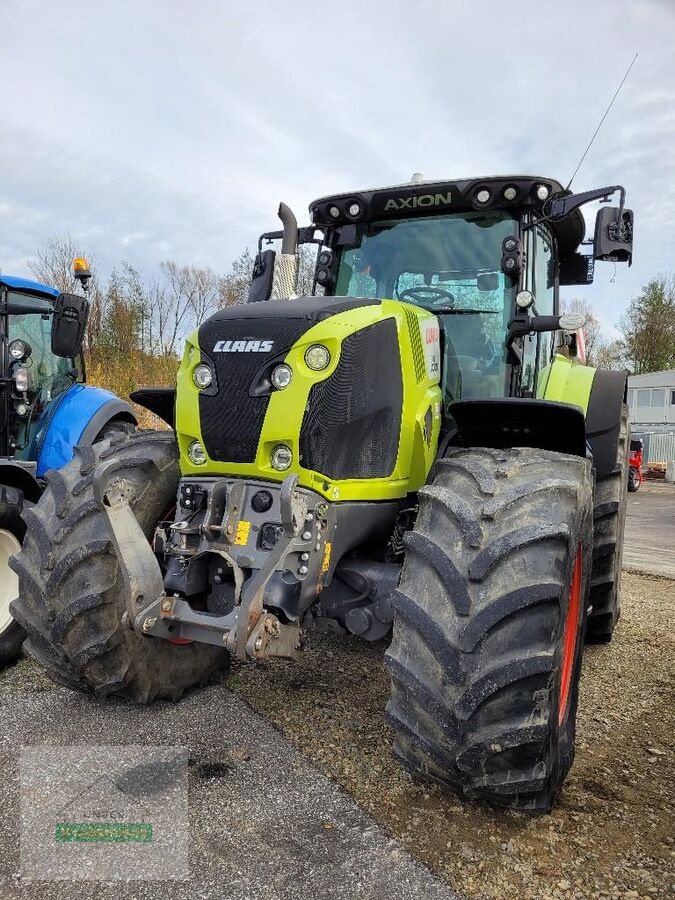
[300,318,403,479]
[197,297,381,464]
[198,318,309,462]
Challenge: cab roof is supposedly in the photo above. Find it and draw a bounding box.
[309,175,585,253]
[0,274,60,298]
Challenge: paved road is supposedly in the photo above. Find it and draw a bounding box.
[624,481,675,578]
[0,685,461,900]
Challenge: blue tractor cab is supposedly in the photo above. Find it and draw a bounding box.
[0,265,136,665]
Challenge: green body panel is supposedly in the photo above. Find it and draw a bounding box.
[539,353,596,415]
[176,300,443,501]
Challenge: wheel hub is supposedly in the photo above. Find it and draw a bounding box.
[0,528,21,634]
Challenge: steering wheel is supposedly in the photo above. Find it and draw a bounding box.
[399,286,456,307]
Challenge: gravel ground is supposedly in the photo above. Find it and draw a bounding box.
[2,571,673,899]
[224,572,675,900]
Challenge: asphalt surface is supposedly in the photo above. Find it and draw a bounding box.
[0,685,461,900]
[624,481,675,578]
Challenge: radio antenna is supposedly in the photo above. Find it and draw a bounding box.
[565,52,638,191]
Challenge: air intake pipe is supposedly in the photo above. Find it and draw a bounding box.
[270,202,299,299]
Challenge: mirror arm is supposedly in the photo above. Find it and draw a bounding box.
[506,314,563,364]
[548,185,625,222]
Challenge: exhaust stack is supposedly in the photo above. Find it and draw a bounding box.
[270,202,299,299]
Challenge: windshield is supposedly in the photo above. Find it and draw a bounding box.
[334,210,517,407]
[4,292,81,458]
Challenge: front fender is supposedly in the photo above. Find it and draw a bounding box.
[36,384,137,477]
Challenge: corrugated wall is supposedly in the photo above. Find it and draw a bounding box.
[632,431,675,464]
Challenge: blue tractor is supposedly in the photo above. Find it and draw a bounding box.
[0,261,136,666]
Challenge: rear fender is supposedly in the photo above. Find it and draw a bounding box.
[36,384,137,477]
[541,355,628,479]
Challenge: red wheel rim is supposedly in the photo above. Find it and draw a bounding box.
[558,545,582,726]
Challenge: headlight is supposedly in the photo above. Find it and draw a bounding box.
[193,364,213,389]
[15,402,29,417]
[516,290,535,309]
[271,444,292,471]
[271,364,293,390]
[9,339,28,361]
[14,367,30,393]
[305,345,331,371]
[188,440,207,465]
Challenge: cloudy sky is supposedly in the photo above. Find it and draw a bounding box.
[1,0,673,336]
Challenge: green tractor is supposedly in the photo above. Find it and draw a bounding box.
[11,175,633,810]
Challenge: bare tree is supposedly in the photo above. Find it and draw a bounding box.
[218,248,255,307]
[28,234,95,294]
[560,297,603,364]
[154,261,219,356]
[593,339,626,370]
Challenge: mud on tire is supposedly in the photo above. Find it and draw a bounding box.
[385,447,593,811]
[10,431,228,702]
[586,404,629,643]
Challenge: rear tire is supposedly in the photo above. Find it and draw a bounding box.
[0,486,27,667]
[586,405,629,643]
[10,431,228,702]
[385,447,593,811]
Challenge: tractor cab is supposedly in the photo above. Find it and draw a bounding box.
[315,176,634,409]
[251,174,633,418]
[0,269,90,462]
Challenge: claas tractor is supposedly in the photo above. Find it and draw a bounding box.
[11,175,633,811]
[0,262,136,668]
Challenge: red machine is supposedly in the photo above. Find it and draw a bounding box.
[628,438,643,492]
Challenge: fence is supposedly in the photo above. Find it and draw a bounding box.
[632,431,675,465]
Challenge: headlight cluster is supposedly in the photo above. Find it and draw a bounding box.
[271,444,293,471]
[192,364,213,389]
[188,440,207,465]
[304,344,330,371]
[271,364,293,390]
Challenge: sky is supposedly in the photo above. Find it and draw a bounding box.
[1,0,674,338]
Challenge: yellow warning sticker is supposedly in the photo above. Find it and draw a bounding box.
[321,542,332,573]
[234,520,251,546]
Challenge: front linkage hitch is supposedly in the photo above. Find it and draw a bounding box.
[93,462,306,661]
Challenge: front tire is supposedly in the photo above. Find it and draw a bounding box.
[10,431,228,701]
[385,447,593,811]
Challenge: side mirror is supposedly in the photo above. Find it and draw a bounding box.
[594,206,633,265]
[51,292,89,357]
[248,249,275,303]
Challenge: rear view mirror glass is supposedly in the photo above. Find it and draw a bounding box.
[594,206,633,265]
[51,292,89,358]
[248,250,275,303]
